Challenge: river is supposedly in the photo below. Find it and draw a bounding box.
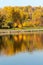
[0,32,43,65]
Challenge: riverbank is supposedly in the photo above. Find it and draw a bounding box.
[0,29,43,35]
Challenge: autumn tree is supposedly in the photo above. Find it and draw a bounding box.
[12,9,22,28]
[0,9,4,28]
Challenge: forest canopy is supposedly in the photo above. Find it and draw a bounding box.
[0,6,43,29]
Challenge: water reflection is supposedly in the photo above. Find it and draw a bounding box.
[0,32,43,55]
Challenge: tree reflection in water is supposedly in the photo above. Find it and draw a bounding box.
[0,33,43,56]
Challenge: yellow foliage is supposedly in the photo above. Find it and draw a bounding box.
[22,22,27,27]
[32,9,41,20]
[18,23,22,28]
[13,22,17,27]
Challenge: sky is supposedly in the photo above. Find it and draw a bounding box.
[0,0,43,8]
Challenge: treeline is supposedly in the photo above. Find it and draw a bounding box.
[0,6,43,29]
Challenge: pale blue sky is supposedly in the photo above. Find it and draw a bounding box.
[0,0,43,7]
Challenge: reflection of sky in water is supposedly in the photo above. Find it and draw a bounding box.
[0,51,43,65]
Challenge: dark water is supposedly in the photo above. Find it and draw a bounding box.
[0,32,43,65]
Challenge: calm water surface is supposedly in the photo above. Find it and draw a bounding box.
[0,32,43,65]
